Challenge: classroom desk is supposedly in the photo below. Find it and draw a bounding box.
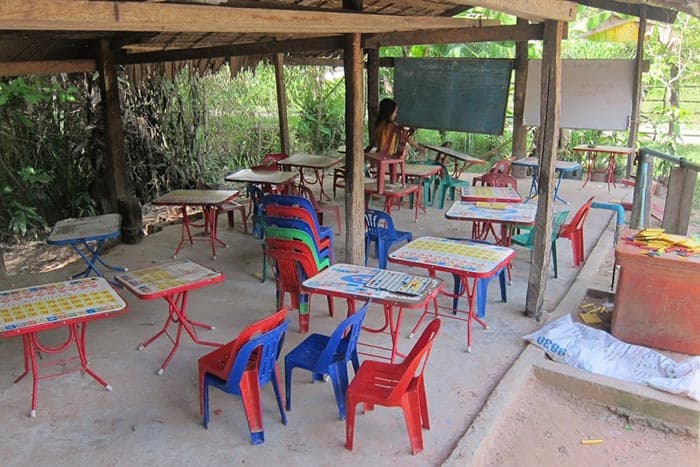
[224,168,297,189]
[460,186,523,204]
[115,260,224,374]
[277,153,342,201]
[511,157,581,204]
[0,277,127,417]
[389,237,514,352]
[423,144,486,178]
[445,200,537,246]
[572,145,635,192]
[153,189,239,259]
[302,263,443,363]
[364,182,422,221]
[47,213,127,280]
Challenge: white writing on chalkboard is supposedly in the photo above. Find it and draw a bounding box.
[523,59,634,131]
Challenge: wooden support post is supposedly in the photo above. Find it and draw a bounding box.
[526,20,563,319]
[662,166,697,235]
[626,7,647,177]
[512,18,529,159]
[344,33,365,265]
[366,48,379,147]
[273,53,291,155]
[96,39,142,243]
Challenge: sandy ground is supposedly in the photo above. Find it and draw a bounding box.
[0,174,695,466]
[471,376,699,467]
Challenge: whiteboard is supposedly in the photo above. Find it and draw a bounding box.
[523,59,634,131]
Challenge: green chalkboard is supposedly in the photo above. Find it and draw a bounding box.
[394,58,513,135]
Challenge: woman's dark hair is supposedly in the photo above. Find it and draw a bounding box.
[375,98,398,128]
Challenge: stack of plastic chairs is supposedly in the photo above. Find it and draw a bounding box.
[263,194,336,333]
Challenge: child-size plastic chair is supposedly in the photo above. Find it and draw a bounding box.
[472,159,512,186]
[263,225,331,268]
[293,184,342,235]
[364,209,413,269]
[263,195,334,251]
[284,302,369,420]
[265,238,334,332]
[512,210,569,278]
[345,319,441,455]
[332,166,346,198]
[434,162,471,209]
[199,311,289,445]
[247,184,266,239]
[558,197,594,267]
[262,152,289,168]
[264,214,334,262]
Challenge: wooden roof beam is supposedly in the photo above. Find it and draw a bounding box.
[577,0,677,23]
[364,23,546,48]
[117,37,345,64]
[0,59,95,77]
[448,0,577,21]
[0,0,490,34]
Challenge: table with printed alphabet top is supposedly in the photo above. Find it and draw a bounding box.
[460,186,523,204]
[445,200,537,246]
[115,260,224,374]
[302,263,443,363]
[0,277,127,417]
[153,189,239,259]
[389,237,515,352]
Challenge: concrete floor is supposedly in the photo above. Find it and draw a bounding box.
[0,175,627,466]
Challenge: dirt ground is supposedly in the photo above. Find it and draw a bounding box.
[471,376,699,467]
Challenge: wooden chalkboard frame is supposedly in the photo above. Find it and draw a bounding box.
[394,58,513,135]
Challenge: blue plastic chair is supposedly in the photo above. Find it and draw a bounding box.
[264,217,332,263]
[364,209,413,269]
[263,195,333,241]
[512,210,569,278]
[201,319,289,445]
[284,302,369,420]
[447,238,507,319]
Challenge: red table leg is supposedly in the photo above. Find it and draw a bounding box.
[606,154,617,191]
[138,291,222,374]
[460,275,488,352]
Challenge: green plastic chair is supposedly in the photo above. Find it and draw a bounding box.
[263,225,331,270]
[511,210,569,278]
[434,162,471,209]
[406,160,441,207]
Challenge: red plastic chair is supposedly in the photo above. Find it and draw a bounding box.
[292,184,342,235]
[198,307,288,445]
[215,200,247,233]
[366,126,413,194]
[558,196,594,267]
[262,152,289,168]
[265,238,334,332]
[480,172,518,190]
[472,159,512,186]
[345,319,442,455]
[332,166,346,198]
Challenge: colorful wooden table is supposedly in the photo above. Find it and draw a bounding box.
[153,189,239,259]
[115,260,224,374]
[511,157,581,204]
[572,145,635,192]
[445,200,537,246]
[460,186,523,204]
[277,153,342,201]
[423,144,485,178]
[302,263,443,363]
[47,213,127,280]
[388,237,514,352]
[0,277,127,417]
